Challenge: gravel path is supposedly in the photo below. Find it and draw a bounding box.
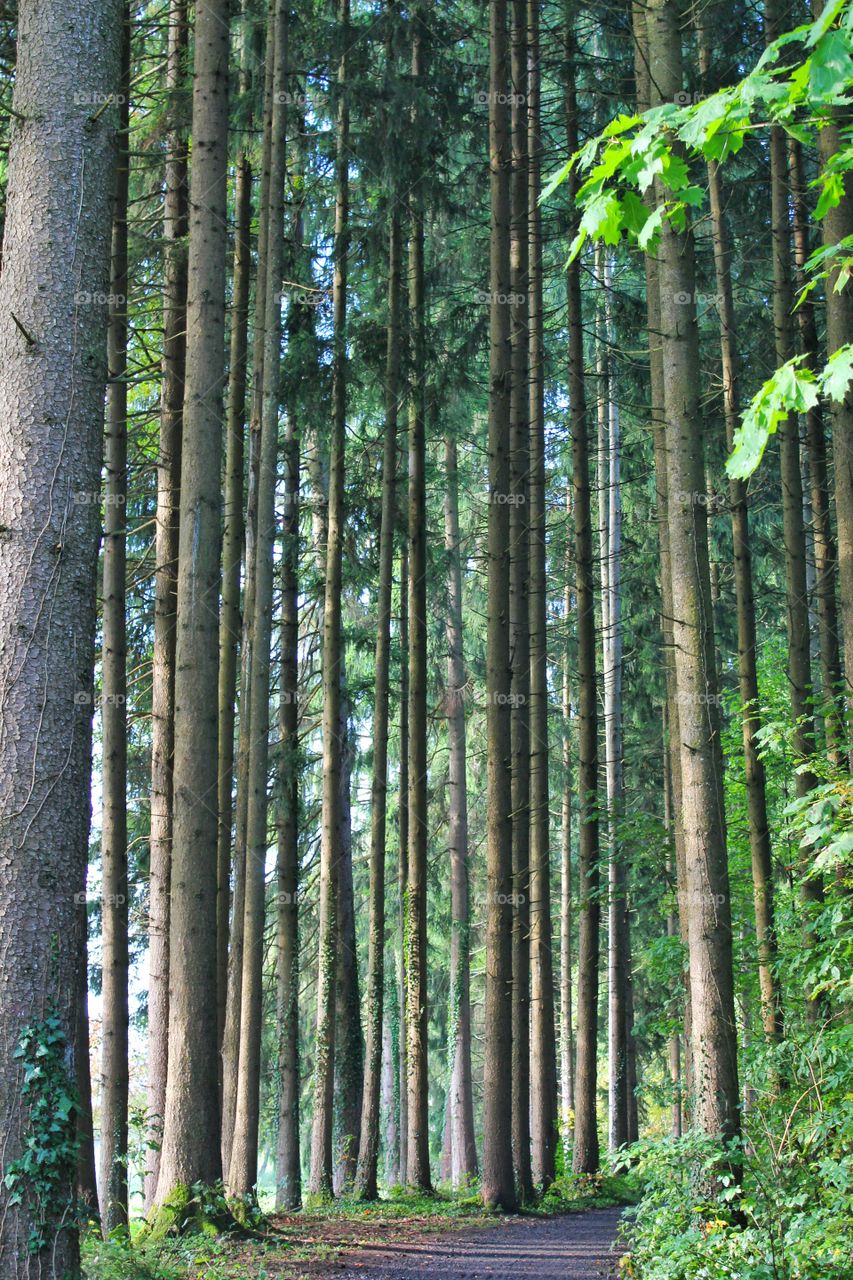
[331,1205,625,1280]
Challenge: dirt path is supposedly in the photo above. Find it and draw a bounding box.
[328,1205,625,1280]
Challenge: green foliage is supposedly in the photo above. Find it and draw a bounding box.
[543,1,853,480]
[539,1171,640,1215]
[3,1012,79,1255]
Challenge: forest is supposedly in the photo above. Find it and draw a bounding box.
[0,0,851,1277]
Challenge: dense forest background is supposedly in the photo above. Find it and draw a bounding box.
[0,0,850,1277]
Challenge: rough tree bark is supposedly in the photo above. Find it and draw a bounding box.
[155,0,230,1201]
[0,0,120,1269]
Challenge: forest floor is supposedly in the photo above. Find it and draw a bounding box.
[191,1203,626,1280]
[82,1181,632,1279]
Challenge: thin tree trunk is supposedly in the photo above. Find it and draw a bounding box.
[221,3,276,1174]
[509,0,533,1205]
[405,12,431,1191]
[662,726,682,1138]
[527,0,557,1189]
[444,436,478,1188]
[100,22,130,1228]
[146,0,188,1209]
[398,542,410,1177]
[560,612,575,1162]
[308,0,350,1199]
[0,0,119,1268]
[217,3,258,1058]
[156,0,230,1200]
[229,0,288,1197]
[76,896,100,1219]
[596,251,629,1154]
[647,0,740,1163]
[354,208,402,1201]
[565,7,600,1177]
[482,0,517,1211]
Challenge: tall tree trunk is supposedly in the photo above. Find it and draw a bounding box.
[0,0,119,1267]
[646,0,740,1162]
[156,0,230,1200]
[405,11,431,1191]
[565,7,600,1177]
[275,404,301,1210]
[217,3,258,1059]
[100,22,130,1229]
[527,0,557,1190]
[633,0,693,1109]
[482,0,517,1211]
[354,209,402,1201]
[229,0,288,1197]
[509,0,533,1205]
[221,3,276,1173]
[596,251,629,1153]
[308,0,350,1199]
[146,0,188,1209]
[274,88,310,1217]
[443,436,479,1188]
[698,15,782,1042]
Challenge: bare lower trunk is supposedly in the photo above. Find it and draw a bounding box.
[560,558,575,1159]
[398,544,410,1177]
